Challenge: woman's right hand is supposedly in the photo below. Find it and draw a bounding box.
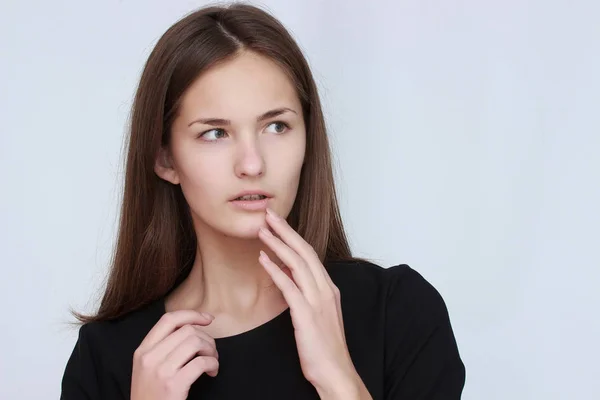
[131,310,219,400]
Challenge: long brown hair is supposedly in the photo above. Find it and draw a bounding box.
[73,3,369,324]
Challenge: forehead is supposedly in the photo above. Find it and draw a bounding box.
[178,51,300,119]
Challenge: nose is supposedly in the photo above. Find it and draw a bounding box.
[234,136,265,178]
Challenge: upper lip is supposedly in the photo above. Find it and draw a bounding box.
[230,190,274,201]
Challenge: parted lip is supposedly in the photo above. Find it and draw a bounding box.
[229,190,274,201]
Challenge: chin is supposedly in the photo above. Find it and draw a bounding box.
[222,214,268,239]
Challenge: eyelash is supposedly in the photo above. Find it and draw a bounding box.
[198,121,291,141]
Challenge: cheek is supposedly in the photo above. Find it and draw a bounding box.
[288,132,306,177]
[176,150,228,209]
[271,134,305,195]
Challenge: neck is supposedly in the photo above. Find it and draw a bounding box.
[166,220,286,320]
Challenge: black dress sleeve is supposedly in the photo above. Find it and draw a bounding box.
[383,266,466,399]
[61,324,101,400]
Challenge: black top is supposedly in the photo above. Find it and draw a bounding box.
[61,261,466,399]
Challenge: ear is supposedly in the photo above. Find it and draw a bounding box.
[154,146,180,185]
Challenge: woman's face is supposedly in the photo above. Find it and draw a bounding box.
[156,50,306,239]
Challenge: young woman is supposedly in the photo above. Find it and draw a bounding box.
[61,3,465,399]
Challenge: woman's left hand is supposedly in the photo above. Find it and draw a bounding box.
[257,208,370,400]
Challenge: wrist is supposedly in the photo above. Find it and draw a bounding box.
[313,370,365,400]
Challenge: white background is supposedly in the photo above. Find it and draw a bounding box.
[1,0,599,399]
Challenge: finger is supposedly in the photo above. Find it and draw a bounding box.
[162,333,219,375]
[176,356,220,386]
[151,324,218,364]
[265,208,330,289]
[258,227,320,302]
[322,266,340,295]
[138,310,214,352]
[330,283,346,342]
[259,250,309,313]
[321,269,346,340]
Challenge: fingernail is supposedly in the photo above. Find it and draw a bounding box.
[266,207,280,220]
[202,312,215,320]
[260,227,273,237]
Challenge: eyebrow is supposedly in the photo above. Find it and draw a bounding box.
[187,107,298,127]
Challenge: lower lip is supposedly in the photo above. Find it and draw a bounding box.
[229,197,271,211]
